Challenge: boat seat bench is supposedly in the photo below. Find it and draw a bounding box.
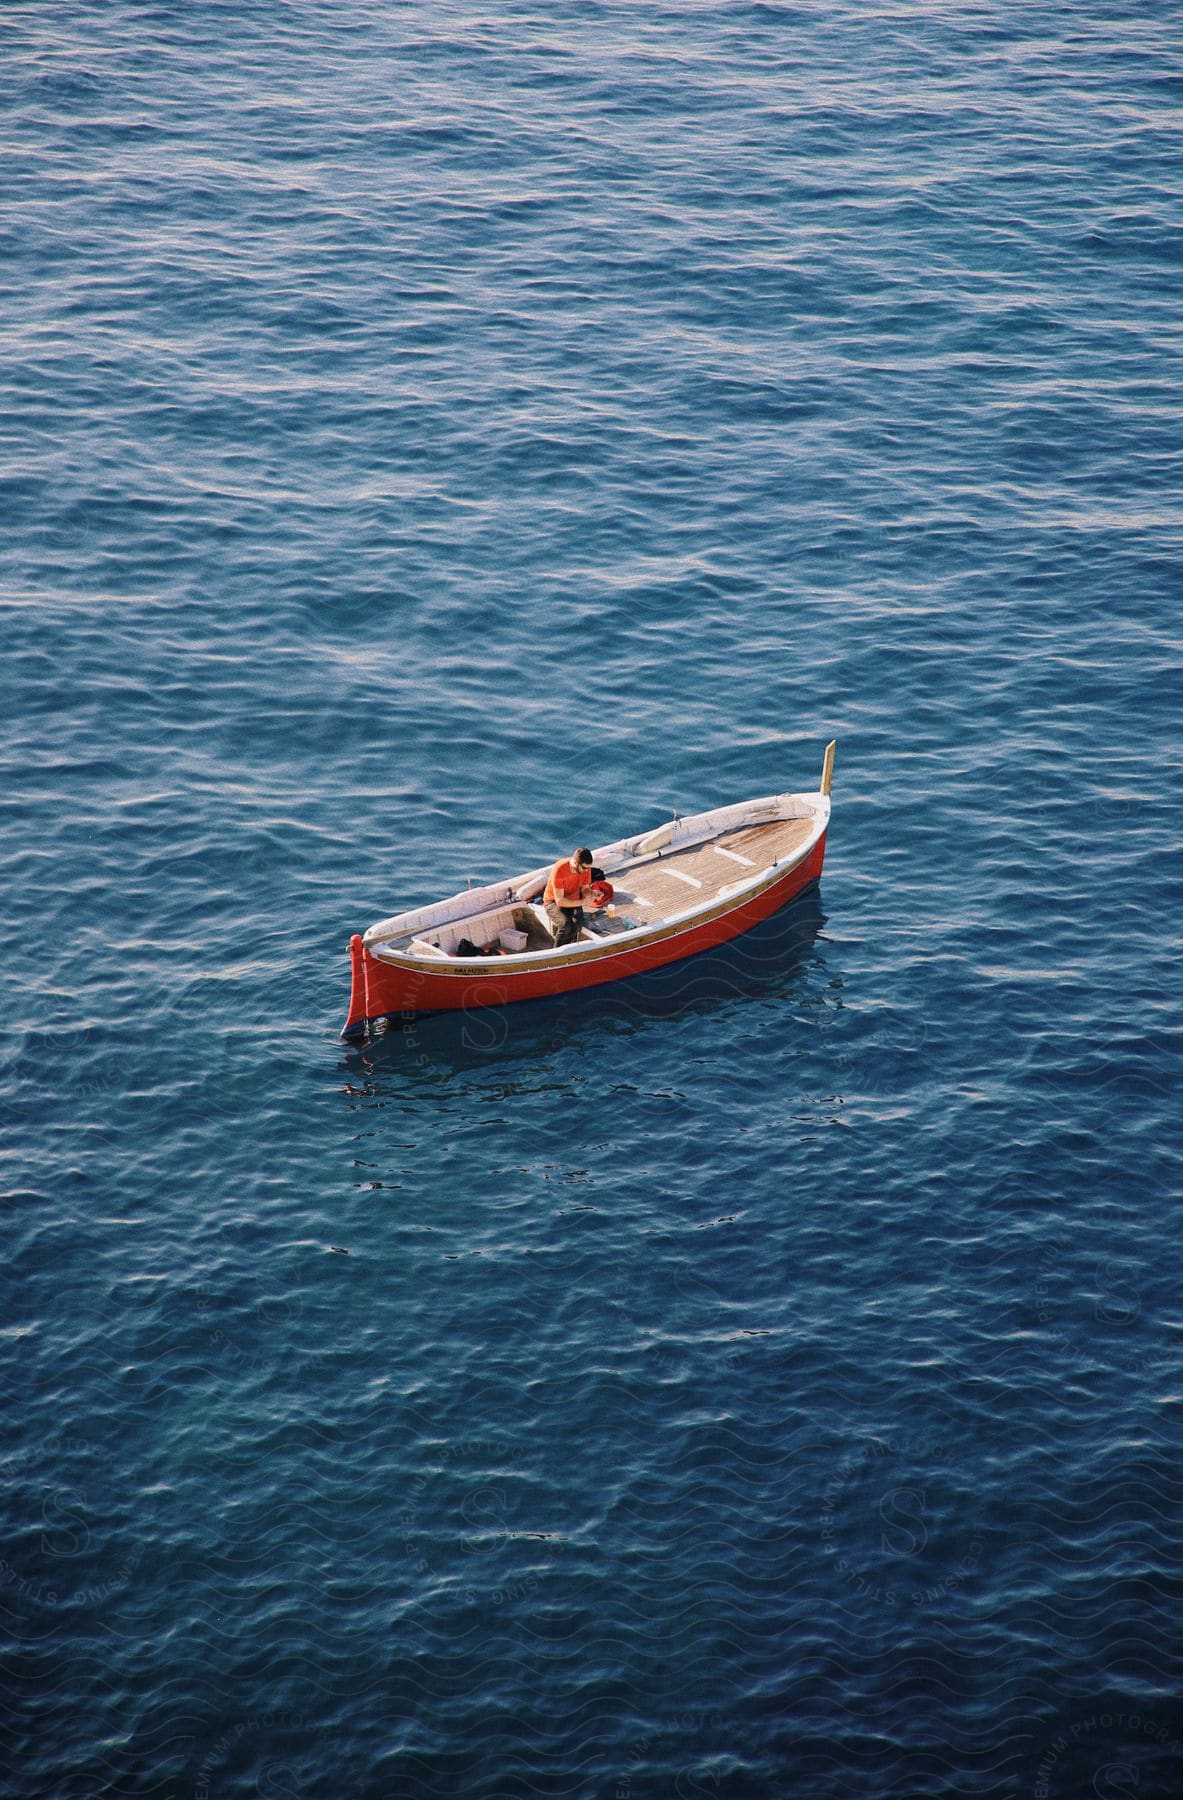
[415,903,554,957]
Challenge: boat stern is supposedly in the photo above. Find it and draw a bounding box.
[341,933,369,1040]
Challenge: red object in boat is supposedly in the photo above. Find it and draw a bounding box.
[588,879,614,910]
[341,744,835,1038]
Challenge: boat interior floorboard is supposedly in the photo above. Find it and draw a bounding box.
[612,817,814,926]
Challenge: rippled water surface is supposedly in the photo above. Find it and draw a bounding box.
[3,3,1182,1795]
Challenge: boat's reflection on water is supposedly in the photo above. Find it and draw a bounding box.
[340,887,828,1089]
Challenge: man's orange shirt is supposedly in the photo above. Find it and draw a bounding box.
[545,858,590,907]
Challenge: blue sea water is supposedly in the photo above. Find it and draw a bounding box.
[2,2,1182,1794]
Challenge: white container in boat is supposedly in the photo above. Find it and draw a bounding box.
[500,928,529,953]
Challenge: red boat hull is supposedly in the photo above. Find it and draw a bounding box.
[342,829,826,1038]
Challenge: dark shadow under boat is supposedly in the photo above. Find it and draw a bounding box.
[339,885,827,1085]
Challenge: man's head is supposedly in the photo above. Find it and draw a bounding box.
[574,847,593,868]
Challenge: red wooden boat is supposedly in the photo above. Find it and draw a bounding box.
[341,743,835,1039]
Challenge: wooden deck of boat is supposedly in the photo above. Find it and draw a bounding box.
[601,816,815,930]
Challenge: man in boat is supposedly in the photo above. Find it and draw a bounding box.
[544,846,594,947]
